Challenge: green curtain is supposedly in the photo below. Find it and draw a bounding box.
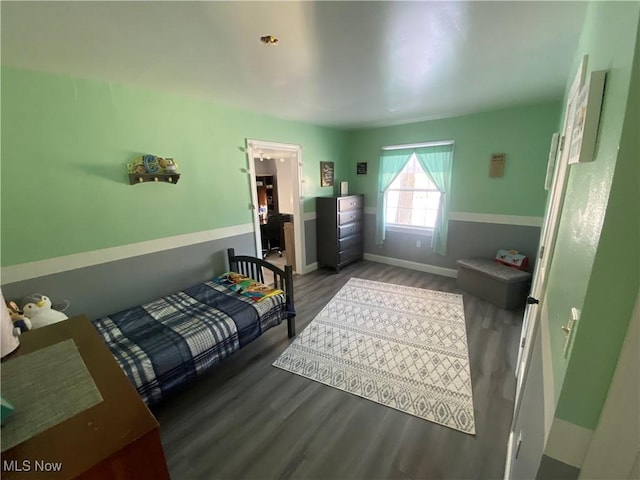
[375,148,413,245]
[415,144,454,256]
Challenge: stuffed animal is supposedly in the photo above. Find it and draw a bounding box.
[1,289,20,358]
[20,294,69,330]
[5,300,31,333]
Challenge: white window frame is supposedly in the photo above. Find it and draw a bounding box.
[384,157,441,235]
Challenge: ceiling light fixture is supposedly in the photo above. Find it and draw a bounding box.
[260,35,279,46]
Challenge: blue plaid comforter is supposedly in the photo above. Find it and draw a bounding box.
[92,280,286,404]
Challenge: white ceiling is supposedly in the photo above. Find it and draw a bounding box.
[1,1,587,129]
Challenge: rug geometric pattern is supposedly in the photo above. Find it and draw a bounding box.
[273,278,476,434]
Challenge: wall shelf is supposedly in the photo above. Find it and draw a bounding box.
[129,173,181,185]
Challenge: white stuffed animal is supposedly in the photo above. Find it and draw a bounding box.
[20,294,69,330]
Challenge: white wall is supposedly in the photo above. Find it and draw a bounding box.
[276,158,294,215]
[254,158,277,175]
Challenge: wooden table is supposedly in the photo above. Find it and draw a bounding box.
[1,315,170,479]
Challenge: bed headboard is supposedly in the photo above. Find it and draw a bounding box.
[227,248,295,337]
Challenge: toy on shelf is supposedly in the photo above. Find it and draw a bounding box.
[127,155,180,184]
[19,294,70,330]
[158,157,178,173]
[6,300,31,334]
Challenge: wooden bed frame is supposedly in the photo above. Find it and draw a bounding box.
[227,248,296,338]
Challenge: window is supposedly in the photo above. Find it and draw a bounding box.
[375,141,453,254]
[385,153,441,230]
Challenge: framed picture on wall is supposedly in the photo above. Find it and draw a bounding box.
[320,161,334,187]
[567,69,607,164]
[357,162,368,175]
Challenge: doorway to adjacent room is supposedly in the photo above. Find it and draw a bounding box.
[245,140,305,278]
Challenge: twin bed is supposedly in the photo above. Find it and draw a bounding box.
[91,248,295,405]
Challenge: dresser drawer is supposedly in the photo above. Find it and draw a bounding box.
[339,246,363,265]
[338,233,363,252]
[338,195,363,212]
[338,221,363,238]
[316,194,364,272]
[338,209,363,225]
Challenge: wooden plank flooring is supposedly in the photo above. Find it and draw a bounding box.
[153,261,523,479]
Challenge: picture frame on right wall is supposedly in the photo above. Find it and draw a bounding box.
[567,69,607,164]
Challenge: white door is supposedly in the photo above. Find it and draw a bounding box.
[515,128,568,385]
[514,55,586,396]
[505,57,587,479]
[246,140,305,274]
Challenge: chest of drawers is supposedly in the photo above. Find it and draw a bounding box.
[316,194,364,272]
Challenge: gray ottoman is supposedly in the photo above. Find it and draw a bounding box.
[456,258,532,310]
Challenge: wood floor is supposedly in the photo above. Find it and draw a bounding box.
[153,261,523,479]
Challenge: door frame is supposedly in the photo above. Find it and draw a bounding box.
[505,57,587,479]
[245,139,305,274]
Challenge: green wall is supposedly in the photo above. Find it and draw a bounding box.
[546,2,640,430]
[0,68,562,270]
[346,102,561,217]
[0,67,348,267]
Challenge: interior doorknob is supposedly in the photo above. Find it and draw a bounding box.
[527,296,540,305]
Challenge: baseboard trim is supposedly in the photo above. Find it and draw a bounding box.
[302,262,318,275]
[1,224,254,284]
[364,253,457,278]
[545,418,593,468]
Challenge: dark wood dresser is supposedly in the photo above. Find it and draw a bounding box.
[1,315,170,480]
[316,194,364,272]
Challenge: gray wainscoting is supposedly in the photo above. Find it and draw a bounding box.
[3,215,538,322]
[304,218,317,265]
[1,233,255,321]
[362,214,541,271]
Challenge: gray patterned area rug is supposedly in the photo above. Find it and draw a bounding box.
[273,277,476,434]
